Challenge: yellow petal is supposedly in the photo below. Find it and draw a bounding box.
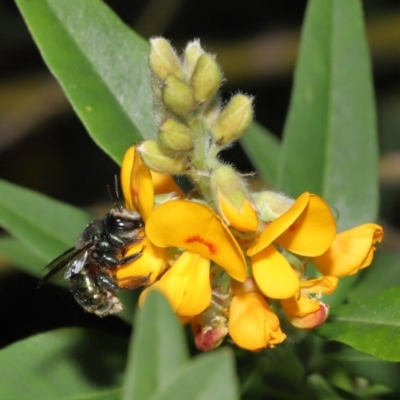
[146,200,246,281]
[280,293,320,318]
[251,245,299,299]
[155,251,211,316]
[248,193,336,257]
[313,223,383,277]
[115,236,166,284]
[151,171,185,197]
[131,147,154,221]
[228,292,286,351]
[300,276,338,294]
[121,147,135,210]
[218,194,259,232]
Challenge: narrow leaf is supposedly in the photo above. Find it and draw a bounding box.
[317,287,400,361]
[0,237,68,289]
[0,328,128,400]
[151,349,239,400]
[278,0,378,231]
[0,236,45,276]
[122,291,189,400]
[15,0,155,163]
[328,347,400,391]
[0,179,91,262]
[240,122,280,187]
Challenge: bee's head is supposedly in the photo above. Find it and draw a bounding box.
[105,208,144,233]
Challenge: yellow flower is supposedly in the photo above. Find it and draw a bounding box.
[312,223,383,277]
[143,200,247,316]
[247,192,337,299]
[116,147,177,285]
[280,276,337,329]
[228,292,286,351]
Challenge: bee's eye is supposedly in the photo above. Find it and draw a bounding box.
[107,215,144,230]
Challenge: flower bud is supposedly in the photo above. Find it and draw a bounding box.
[149,37,183,81]
[212,94,253,146]
[183,39,205,80]
[191,306,229,351]
[191,54,222,103]
[162,75,196,116]
[202,98,220,128]
[138,140,186,174]
[211,165,258,232]
[287,302,329,329]
[252,190,294,222]
[158,119,194,152]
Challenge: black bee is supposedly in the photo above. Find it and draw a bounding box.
[38,205,150,317]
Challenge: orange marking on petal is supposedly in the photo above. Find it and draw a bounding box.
[184,235,218,254]
[288,223,297,232]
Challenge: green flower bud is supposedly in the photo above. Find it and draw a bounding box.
[183,40,205,80]
[212,94,253,146]
[252,191,294,222]
[158,119,194,152]
[162,75,196,116]
[191,54,222,103]
[138,140,186,174]
[202,98,220,128]
[149,38,183,81]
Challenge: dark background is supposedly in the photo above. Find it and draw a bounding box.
[0,0,400,348]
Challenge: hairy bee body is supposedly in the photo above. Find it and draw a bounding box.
[39,207,150,317]
[69,265,123,316]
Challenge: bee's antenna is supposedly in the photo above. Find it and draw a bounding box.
[107,175,123,212]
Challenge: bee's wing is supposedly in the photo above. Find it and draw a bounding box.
[63,250,90,279]
[37,242,93,288]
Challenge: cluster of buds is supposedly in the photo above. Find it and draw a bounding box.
[117,38,383,352]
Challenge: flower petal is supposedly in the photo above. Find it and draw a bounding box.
[146,200,246,281]
[121,147,135,210]
[300,276,338,294]
[248,193,336,257]
[115,236,166,285]
[313,223,383,277]
[248,192,309,256]
[131,147,154,221]
[280,294,320,318]
[251,245,299,299]
[228,292,286,351]
[151,171,185,197]
[218,194,259,232]
[155,251,211,316]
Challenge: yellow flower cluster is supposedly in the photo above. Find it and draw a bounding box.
[114,38,383,351]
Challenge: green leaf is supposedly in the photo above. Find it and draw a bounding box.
[0,236,46,277]
[0,179,91,263]
[278,0,378,231]
[317,287,400,361]
[15,0,155,163]
[122,291,189,400]
[240,122,280,186]
[150,349,239,400]
[0,328,127,400]
[328,347,400,391]
[307,374,342,400]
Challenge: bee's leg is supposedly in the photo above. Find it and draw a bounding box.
[96,273,119,292]
[118,246,146,266]
[115,272,152,290]
[106,232,144,248]
[99,246,145,268]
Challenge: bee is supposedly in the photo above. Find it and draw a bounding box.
[38,195,150,317]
